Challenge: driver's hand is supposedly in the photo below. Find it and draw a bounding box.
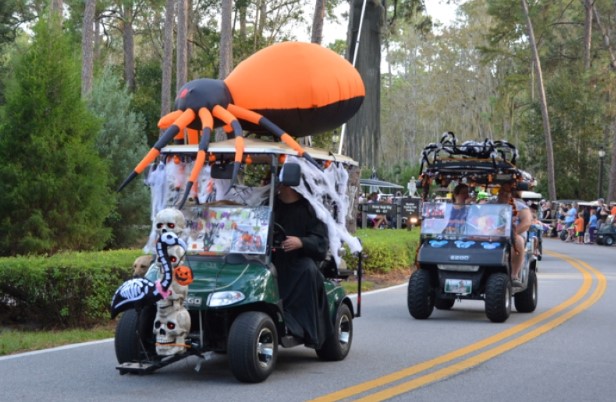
[281,236,302,252]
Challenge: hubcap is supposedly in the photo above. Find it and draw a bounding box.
[338,314,350,344]
[256,327,274,368]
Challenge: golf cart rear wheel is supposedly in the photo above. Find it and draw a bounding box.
[228,312,278,383]
[434,296,455,310]
[605,236,614,246]
[485,273,511,323]
[514,270,538,313]
[407,269,435,319]
[114,305,157,364]
[316,303,353,361]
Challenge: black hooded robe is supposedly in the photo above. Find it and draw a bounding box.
[272,197,333,348]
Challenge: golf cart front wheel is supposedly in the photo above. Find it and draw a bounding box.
[316,303,353,361]
[407,269,435,319]
[228,312,278,383]
[514,270,538,313]
[114,305,157,364]
[485,273,511,323]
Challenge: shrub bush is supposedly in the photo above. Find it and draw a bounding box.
[348,229,419,274]
[0,250,141,328]
[0,229,419,329]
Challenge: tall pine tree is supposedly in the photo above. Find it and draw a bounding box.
[0,17,114,256]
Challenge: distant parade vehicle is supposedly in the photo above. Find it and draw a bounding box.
[407,133,538,323]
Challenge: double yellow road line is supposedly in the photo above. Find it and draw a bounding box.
[313,252,606,401]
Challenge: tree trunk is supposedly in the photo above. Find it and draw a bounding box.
[592,4,616,202]
[81,0,96,98]
[345,0,384,169]
[521,0,556,200]
[311,0,326,44]
[122,5,135,92]
[219,0,233,78]
[161,0,175,120]
[176,0,188,92]
[583,0,592,70]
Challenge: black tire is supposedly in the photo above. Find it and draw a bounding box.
[114,305,157,364]
[559,229,568,241]
[485,273,511,323]
[605,236,614,246]
[514,270,538,313]
[434,296,455,310]
[407,269,435,319]
[228,312,278,383]
[316,303,353,361]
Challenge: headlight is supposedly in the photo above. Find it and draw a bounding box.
[207,291,246,307]
[437,264,480,272]
[410,217,419,224]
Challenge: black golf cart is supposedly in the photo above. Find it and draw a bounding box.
[407,134,538,323]
[596,215,616,246]
[113,138,362,382]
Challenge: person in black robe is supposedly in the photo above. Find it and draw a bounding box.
[272,184,333,348]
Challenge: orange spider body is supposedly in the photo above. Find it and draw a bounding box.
[118,42,365,208]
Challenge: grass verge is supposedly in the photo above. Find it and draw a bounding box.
[0,323,116,357]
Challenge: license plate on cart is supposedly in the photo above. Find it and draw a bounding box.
[444,279,472,294]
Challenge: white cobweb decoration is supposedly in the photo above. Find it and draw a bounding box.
[285,156,362,267]
[144,156,362,265]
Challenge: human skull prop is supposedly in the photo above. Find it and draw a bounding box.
[154,208,187,238]
[154,301,191,356]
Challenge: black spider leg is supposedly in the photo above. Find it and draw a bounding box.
[178,109,214,209]
[260,117,321,169]
[118,109,196,191]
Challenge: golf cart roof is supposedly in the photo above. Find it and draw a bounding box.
[359,178,404,189]
[520,191,543,201]
[418,133,530,188]
[161,138,358,166]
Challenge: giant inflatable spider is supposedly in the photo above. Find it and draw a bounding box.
[118,42,365,207]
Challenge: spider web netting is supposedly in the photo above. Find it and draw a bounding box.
[284,156,362,266]
[144,156,362,265]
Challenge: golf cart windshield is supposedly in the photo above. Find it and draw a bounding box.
[421,203,512,239]
[183,206,271,255]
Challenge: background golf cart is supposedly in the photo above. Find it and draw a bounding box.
[408,135,538,323]
[358,178,421,229]
[596,214,616,246]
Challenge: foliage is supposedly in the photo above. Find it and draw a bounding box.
[0,18,114,256]
[0,324,115,356]
[0,249,141,328]
[346,228,419,274]
[89,65,150,248]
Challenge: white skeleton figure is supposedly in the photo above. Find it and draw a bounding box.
[152,244,191,355]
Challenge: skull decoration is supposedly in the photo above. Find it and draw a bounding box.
[154,208,187,238]
[153,243,191,355]
[154,299,191,355]
[144,208,188,255]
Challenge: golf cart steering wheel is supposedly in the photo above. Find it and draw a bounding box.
[273,223,287,248]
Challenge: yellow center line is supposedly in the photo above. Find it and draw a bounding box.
[312,252,605,402]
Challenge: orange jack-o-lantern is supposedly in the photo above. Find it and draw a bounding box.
[174,265,194,286]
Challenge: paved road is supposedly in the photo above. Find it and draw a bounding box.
[1,238,614,401]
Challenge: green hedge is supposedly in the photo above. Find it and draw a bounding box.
[348,229,419,274]
[0,229,419,329]
[0,250,142,329]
